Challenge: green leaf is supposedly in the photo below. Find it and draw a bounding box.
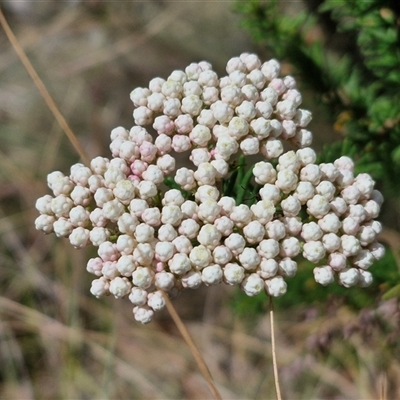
[382,283,400,301]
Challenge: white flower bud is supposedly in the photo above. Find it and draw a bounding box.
[340,235,361,256]
[303,241,326,263]
[238,248,260,270]
[280,237,300,258]
[265,276,287,297]
[241,273,264,296]
[258,258,278,279]
[197,224,222,249]
[147,291,166,311]
[133,305,154,324]
[69,227,90,249]
[279,258,297,277]
[223,263,245,285]
[253,162,277,185]
[313,266,334,286]
[301,222,323,241]
[168,253,192,275]
[110,277,132,299]
[322,233,341,253]
[258,239,280,259]
[35,214,55,234]
[339,268,359,288]
[155,271,175,291]
[243,220,265,244]
[307,195,330,219]
[132,267,154,289]
[181,270,202,289]
[202,264,223,286]
[90,277,109,298]
[224,233,246,256]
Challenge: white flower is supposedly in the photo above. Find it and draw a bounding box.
[281,216,303,236]
[330,197,348,216]
[240,136,260,155]
[134,223,155,243]
[129,287,148,306]
[241,273,264,296]
[181,270,202,289]
[281,195,301,217]
[322,233,341,253]
[158,224,178,242]
[258,239,280,259]
[357,225,376,246]
[69,227,90,249]
[253,161,277,185]
[157,154,176,174]
[265,276,287,297]
[147,291,166,311]
[182,95,203,116]
[117,255,136,276]
[70,186,92,206]
[358,270,373,287]
[215,134,239,160]
[89,227,110,246]
[230,204,252,228]
[90,277,109,298]
[133,306,154,324]
[69,205,90,227]
[243,220,265,244]
[212,101,234,124]
[294,181,315,204]
[175,167,196,191]
[340,235,361,257]
[202,264,223,285]
[301,222,323,241]
[238,248,261,270]
[179,219,200,239]
[34,214,55,234]
[303,241,326,263]
[217,196,236,215]
[341,185,361,205]
[279,258,297,277]
[130,87,151,106]
[328,252,347,271]
[51,194,74,218]
[258,258,278,279]
[197,224,222,249]
[213,245,233,265]
[276,169,298,193]
[300,164,321,185]
[195,185,220,202]
[307,194,330,219]
[133,243,154,265]
[155,241,175,262]
[132,267,154,289]
[280,237,300,258]
[190,125,211,146]
[211,159,229,178]
[198,199,221,223]
[369,242,385,260]
[190,148,211,166]
[316,181,336,201]
[224,233,246,256]
[266,220,286,241]
[142,207,162,227]
[250,200,275,224]
[318,213,341,233]
[353,249,375,270]
[98,241,120,262]
[190,245,212,270]
[155,271,175,291]
[338,268,359,288]
[194,162,217,186]
[109,277,132,299]
[228,116,249,140]
[53,217,74,237]
[313,266,334,286]
[259,184,281,204]
[161,204,183,226]
[262,139,284,159]
[223,263,245,285]
[117,213,139,235]
[169,253,192,275]
[250,117,272,138]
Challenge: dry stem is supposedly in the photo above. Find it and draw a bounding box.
[270,297,282,400]
[163,293,222,400]
[0,8,90,166]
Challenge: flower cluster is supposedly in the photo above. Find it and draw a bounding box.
[35,53,384,323]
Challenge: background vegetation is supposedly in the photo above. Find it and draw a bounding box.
[0,0,399,398]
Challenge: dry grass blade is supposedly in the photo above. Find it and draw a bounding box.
[164,293,222,400]
[0,8,90,166]
[269,298,282,400]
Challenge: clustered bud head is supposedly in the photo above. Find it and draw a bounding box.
[35,53,385,324]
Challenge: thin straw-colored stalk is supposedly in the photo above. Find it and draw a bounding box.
[163,293,222,400]
[0,9,90,166]
[270,298,282,400]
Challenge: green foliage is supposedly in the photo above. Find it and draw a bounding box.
[236,0,400,194]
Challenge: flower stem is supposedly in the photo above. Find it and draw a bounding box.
[0,9,90,166]
[163,293,222,400]
[270,297,282,400]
